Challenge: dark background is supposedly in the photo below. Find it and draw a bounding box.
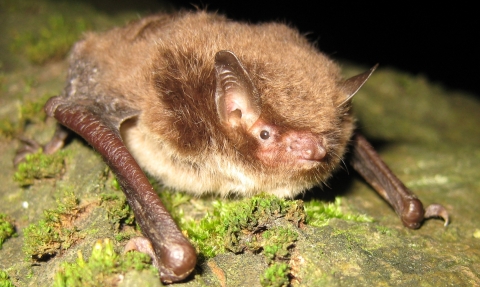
[166,1,478,96]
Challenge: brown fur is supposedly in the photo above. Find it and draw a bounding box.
[67,11,355,198]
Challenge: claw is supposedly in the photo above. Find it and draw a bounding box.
[424,204,450,227]
[14,125,69,166]
[13,137,42,166]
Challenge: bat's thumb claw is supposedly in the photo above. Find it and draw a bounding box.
[424,204,450,227]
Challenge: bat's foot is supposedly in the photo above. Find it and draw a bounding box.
[14,125,69,166]
[14,137,42,166]
[401,199,450,229]
[424,204,450,227]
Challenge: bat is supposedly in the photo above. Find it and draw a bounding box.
[22,11,448,283]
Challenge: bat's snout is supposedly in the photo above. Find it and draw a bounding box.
[286,133,326,162]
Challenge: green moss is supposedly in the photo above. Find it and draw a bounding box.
[0,71,5,88]
[0,92,52,139]
[19,93,51,125]
[157,190,193,224]
[304,198,373,227]
[154,191,374,285]
[100,193,137,242]
[100,193,135,227]
[0,270,15,287]
[11,14,89,65]
[23,189,81,260]
[179,194,305,259]
[262,227,298,263]
[375,225,393,236]
[155,191,375,286]
[260,263,290,287]
[53,238,157,287]
[14,149,67,186]
[0,118,17,139]
[23,220,62,260]
[0,214,16,249]
[110,177,121,191]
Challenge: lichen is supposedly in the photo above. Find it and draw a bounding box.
[53,238,157,287]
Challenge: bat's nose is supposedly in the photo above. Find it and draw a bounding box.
[300,143,326,161]
[287,133,326,161]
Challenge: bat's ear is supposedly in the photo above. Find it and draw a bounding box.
[214,50,262,130]
[339,64,378,107]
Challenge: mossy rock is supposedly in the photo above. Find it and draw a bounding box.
[1,0,479,286]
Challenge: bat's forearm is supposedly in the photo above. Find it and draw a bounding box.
[350,133,449,228]
[45,96,197,283]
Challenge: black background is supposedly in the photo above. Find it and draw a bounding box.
[168,1,478,97]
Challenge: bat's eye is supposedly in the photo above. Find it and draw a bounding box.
[260,130,270,140]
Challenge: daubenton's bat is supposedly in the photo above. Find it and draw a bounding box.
[24,11,448,283]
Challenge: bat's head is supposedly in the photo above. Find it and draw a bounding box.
[213,50,376,194]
